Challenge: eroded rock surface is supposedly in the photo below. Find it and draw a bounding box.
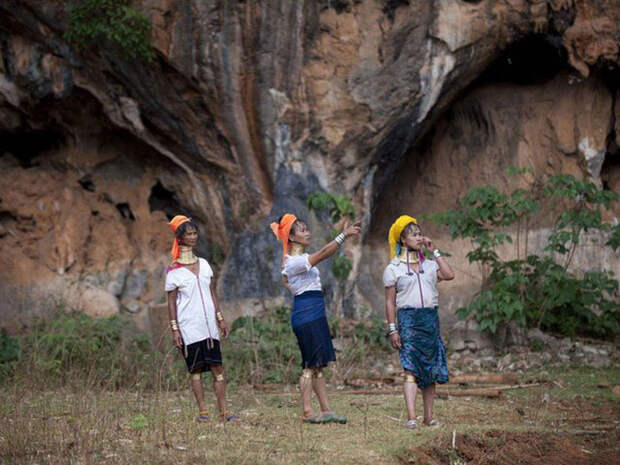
[0,0,618,332]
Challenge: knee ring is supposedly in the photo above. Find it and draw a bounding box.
[214,373,225,382]
[190,373,202,381]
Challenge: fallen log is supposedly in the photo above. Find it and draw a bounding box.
[344,377,398,388]
[252,383,284,391]
[315,388,501,398]
[450,373,519,385]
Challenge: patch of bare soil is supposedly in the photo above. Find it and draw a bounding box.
[399,430,619,465]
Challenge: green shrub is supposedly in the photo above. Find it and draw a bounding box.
[226,307,299,385]
[306,191,356,282]
[431,170,619,339]
[306,192,356,224]
[65,0,156,62]
[9,311,180,389]
[0,330,20,381]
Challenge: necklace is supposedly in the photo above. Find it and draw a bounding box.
[177,246,198,265]
[397,248,419,264]
[289,243,306,256]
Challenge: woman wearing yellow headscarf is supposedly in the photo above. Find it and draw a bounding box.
[383,215,454,429]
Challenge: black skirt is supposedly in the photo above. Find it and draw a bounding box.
[182,338,222,373]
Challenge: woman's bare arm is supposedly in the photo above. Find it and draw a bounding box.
[307,221,361,267]
[385,286,401,349]
[167,289,183,348]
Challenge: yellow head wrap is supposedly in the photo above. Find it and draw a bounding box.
[388,215,418,259]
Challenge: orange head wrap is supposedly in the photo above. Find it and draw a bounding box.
[270,213,297,264]
[168,215,192,262]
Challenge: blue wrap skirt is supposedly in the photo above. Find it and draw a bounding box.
[291,290,336,369]
[397,306,449,389]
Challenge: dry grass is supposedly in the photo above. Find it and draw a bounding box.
[1,366,618,464]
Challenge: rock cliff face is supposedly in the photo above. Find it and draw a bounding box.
[0,1,618,334]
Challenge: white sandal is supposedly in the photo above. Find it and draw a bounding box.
[405,419,418,429]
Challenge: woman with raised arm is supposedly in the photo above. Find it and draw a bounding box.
[383,215,455,429]
[165,215,238,423]
[271,213,361,424]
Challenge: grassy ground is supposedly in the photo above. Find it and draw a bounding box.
[1,365,618,465]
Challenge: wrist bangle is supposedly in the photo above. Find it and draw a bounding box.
[433,249,442,258]
[386,329,398,338]
[216,312,224,322]
[388,322,396,332]
[334,233,345,245]
[170,319,178,331]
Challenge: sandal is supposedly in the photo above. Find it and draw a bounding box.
[423,418,440,427]
[405,419,418,429]
[220,412,240,422]
[302,413,323,424]
[196,411,210,423]
[319,412,347,424]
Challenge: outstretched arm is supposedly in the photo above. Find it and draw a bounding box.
[307,221,361,267]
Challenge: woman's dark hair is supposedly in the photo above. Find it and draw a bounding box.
[277,215,306,237]
[176,220,199,239]
[399,222,421,243]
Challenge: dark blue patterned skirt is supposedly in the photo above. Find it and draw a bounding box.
[291,291,336,369]
[397,306,449,389]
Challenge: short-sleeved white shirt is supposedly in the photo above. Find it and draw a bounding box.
[383,258,439,309]
[164,258,220,345]
[281,253,322,296]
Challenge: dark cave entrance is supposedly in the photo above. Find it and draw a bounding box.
[0,128,66,168]
[148,181,183,220]
[478,35,568,86]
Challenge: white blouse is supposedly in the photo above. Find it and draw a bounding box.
[164,258,220,345]
[282,253,322,296]
[383,258,439,309]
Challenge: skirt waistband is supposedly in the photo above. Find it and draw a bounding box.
[398,306,439,311]
[294,290,324,301]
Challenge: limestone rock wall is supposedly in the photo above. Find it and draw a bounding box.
[0,0,618,333]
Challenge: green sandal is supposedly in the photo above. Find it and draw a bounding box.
[302,414,323,424]
[319,412,347,424]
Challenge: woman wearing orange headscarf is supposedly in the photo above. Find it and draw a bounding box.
[271,214,361,424]
[165,215,238,423]
[383,215,454,429]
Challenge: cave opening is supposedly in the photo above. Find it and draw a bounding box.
[148,181,183,220]
[116,202,135,220]
[478,35,568,86]
[78,174,96,192]
[0,128,65,168]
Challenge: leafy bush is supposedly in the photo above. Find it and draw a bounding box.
[306,191,356,281]
[225,308,392,385]
[226,307,300,385]
[65,0,155,61]
[7,311,180,389]
[306,192,356,224]
[0,330,20,381]
[431,170,619,339]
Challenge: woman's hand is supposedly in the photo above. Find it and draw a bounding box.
[343,220,361,238]
[172,330,183,349]
[218,319,230,339]
[389,331,401,350]
[422,236,433,250]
